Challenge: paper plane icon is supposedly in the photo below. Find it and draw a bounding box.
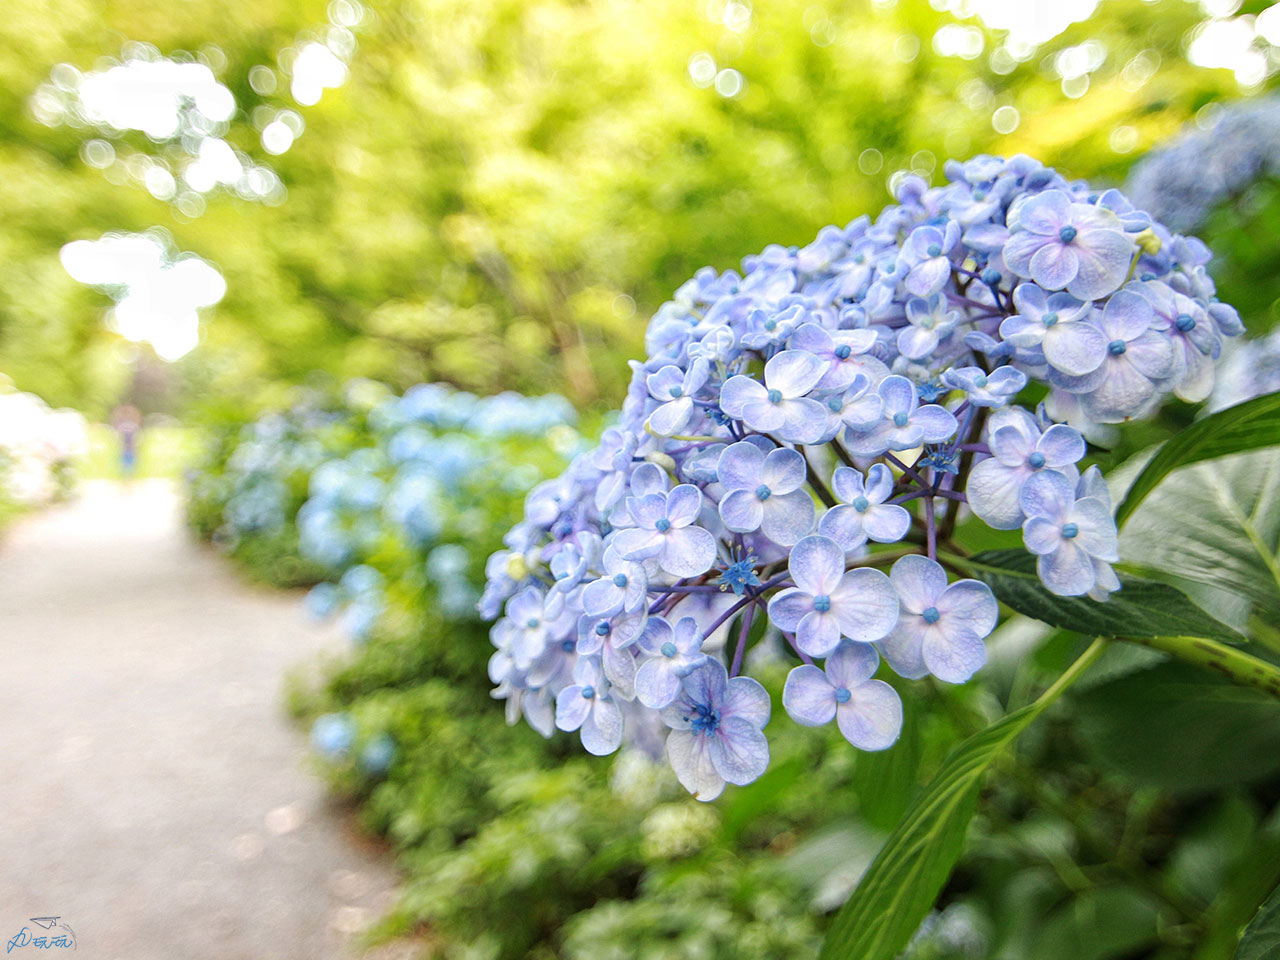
[28,917,60,930]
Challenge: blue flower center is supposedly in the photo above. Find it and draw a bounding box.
[813,594,832,613]
[661,641,677,658]
[756,484,772,501]
[1042,312,1059,327]
[764,319,777,331]
[526,618,540,629]
[973,374,988,388]
[927,243,942,257]
[828,396,843,412]
[1062,522,1079,538]
[691,702,721,736]
[853,496,870,512]
[922,606,940,624]
[767,389,783,404]
[595,621,611,636]
[1108,339,1127,355]
[655,517,671,532]
[1059,225,1078,244]
[834,344,852,360]
[561,639,576,652]
[1175,314,1196,332]
[581,685,595,699]
[613,573,628,587]
[893,412,910,428]
[670,386,683,398]
[981,268,1001,285]
[835,687,852,704]
[1028,452,1046,468]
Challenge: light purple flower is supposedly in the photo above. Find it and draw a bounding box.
[767,535,900,657]
[789,322,882,391]
[823,374,885,434]
[716,441,815,547]
[901,222,960,297]
[967,409,1085,529]
[503,587,571,669]
[720,350,829,444]
[898,294,959,360]
[941,365,1027,407]
[818,464,910,550]
[1003,190,1136,300]
[1052,290,1175,422]
[611,484,717,578]
[782,641,903,750]
[635,616,708,708]
[844,375,959,456]
[646,358,710,436]
[880,555,998,683]
[581,546,649,618]
[1020,469,1119,597]
[661,659,771,801]
[1000,283,1106,377]
[1131,279,1221,403]
[555,656,625,756]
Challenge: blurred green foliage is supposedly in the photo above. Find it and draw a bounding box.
[0,0,1253,418]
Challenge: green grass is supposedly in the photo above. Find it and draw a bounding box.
[80,423,202,481]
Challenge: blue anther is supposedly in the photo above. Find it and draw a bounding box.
[1059,225,1078,244]
[922,606,940,624]
[852,496,870,512]
[1108,339,1127,355]
[835,687,852,703]
[612,573,628,587]
[1062,522,1079,538]
[661,641,677,658]
[813,595,832,613]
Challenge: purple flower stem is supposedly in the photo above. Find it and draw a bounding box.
[890,488,966,505]
[957,443,990,454]
[925,493,937,561]
[885,453,932,489]
[729,602,756,677]
[782,631,815,666]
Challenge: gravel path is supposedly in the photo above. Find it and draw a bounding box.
[0,481,401,960]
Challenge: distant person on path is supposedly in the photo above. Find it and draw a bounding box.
[112,404,141,479]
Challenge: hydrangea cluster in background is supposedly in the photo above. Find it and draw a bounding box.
[295,384,577,639]
[1126,93,1280,234]
[482,153,1244,801]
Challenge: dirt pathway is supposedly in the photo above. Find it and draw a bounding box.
[0,481,400,960]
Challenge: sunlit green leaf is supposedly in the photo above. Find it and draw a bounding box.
[1114,390,1280,527]
[958,550,1245,644]
[1120,448,1280,621]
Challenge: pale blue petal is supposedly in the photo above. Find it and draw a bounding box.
[788,534,846,596]
[836,680,903,750]
[863,504,911,543]
[889,554,947,612]
[723,674,772,726]
[636,657,681,709]
[782,665,837,726]
[760,491,815,547]
[717,441,764,492]
[555,686,591,731]
[720,375,766,419]
[1038,540,1096,596]
[831,567,900,643]
[659,524,717,577]
[709,717,771,785]
[766,349,827,398]
[581,698,625,755]
[767,587,812,632]
[825,638,880,686]
[666,729,724,801]
[922,628,987,683]
[719,488,765,533]
[762,447,807,493]
[796,610,843,657]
